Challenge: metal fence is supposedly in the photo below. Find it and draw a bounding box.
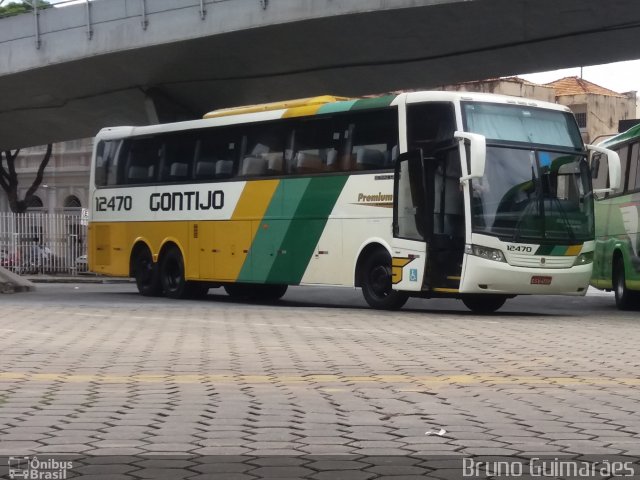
[0,212,87,276]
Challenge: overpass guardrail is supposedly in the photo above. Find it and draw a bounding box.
[0,0,268,49]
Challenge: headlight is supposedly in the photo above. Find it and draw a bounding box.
[573,251,593,266]
[465,244,506,263]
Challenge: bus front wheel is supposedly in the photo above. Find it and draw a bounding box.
[133,247,162,297]
[613,258,639,310]
[361,250,408,310]
[462,294,507,314]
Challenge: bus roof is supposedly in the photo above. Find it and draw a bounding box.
[96,91,572,140]
[204,95,351,119]
[600,123,640,148]
[202,91,571,120]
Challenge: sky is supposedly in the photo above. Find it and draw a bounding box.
[519,59,640,95]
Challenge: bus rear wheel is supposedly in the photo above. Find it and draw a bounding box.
[361,250,408,310]
[613,258,639,310]
[160,246,197,299]
[133,247,162,297]
[462,294,507,314]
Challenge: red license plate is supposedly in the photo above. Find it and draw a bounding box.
[531,276,552,285]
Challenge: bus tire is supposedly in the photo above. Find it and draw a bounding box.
[253,284,288,301]
[361,250,408,310]
[133,247,162,297]
[462,294,507,314]
[613,258,639,310]
[160,246,190,299]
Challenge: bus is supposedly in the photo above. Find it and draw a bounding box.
[88,91,621,313]
[591,123,640,310]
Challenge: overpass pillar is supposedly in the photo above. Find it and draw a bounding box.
[143,88,199,125]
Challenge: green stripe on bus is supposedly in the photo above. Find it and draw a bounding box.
[266,175,349,284]
[535,245,553,255]
[350,95,396,111]
[534,245,575,256]
[316,100,358,115]
[602,123,640,148]
[237,178,310,283]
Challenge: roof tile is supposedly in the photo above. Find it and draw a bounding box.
[545,76,624,97]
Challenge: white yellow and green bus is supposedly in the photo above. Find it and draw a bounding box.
[88,91,621,313]
[591,123,640,309]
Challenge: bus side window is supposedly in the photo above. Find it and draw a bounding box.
[194,127,241,180]
[161,133,196,183]
[94,140,121,187]
[241,123,288,177]
[292,118,340,174]
[626,142,640,192]
[591,152,608,194]
[407,102,456,152]
[123,137,162,185]
[344,109,398,171]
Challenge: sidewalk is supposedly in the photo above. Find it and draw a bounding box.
[0,266,35,292]
[24,273,133,284]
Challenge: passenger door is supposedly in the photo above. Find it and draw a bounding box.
[392,150,428,291]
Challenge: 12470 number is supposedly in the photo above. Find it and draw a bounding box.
[95,195,132,212]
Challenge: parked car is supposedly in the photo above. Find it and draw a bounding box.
[0,248,19,271]
[75,254,88,272]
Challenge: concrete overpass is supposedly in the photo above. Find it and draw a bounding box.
[1,0,640,149]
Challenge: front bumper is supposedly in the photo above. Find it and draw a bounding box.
[459,254,591,296]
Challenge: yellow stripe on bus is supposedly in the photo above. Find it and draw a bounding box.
[282,104,326,118]
[565,245,583,256]
[208,180,280,282]
[433,287,459,293]
[232,180,279,220]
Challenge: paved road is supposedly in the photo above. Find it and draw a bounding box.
[0,284,638,479]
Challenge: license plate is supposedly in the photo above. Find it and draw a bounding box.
[531,275,552,285]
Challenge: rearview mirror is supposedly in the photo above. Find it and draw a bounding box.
[454,131,486,183]
[587,144,622,194]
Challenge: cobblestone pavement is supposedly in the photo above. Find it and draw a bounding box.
[0,284,639,478]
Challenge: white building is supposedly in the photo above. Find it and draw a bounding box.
[0,138,92,213]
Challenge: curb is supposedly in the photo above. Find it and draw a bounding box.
[25,276,134,284]
[0,266,36,293]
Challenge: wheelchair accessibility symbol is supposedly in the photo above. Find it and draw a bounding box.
[409,268,418,282]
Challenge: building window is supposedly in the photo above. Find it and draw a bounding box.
[26,195,43,209]
[63,195,82,208]
[574,112,587,129]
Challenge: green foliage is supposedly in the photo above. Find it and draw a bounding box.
[0,1,51,17]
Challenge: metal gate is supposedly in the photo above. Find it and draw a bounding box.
[0,212,87,276]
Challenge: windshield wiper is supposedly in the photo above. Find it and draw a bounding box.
[546,196,576,243]
[512,157,540,242]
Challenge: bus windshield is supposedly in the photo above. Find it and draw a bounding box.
[462,102,583,149]
[470,148,594,242]
[462,102,592,243]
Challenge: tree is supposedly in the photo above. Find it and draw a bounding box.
[0,0,51,16]
[0,144,53,213]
